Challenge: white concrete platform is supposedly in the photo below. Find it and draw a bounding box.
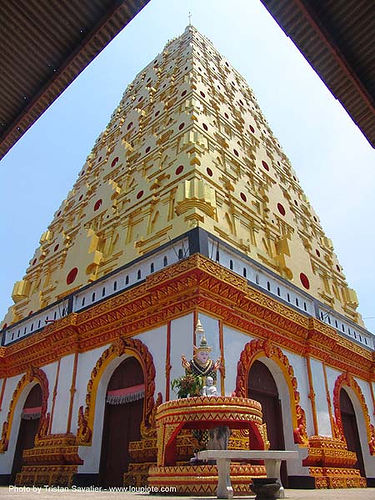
[197,449,299,499]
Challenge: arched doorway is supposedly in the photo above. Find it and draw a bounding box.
[11,384,42,483]
[99,357,144,487]
[248,360,287,485]
[340,388,365,477]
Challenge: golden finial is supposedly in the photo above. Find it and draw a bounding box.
[194,320,211,352]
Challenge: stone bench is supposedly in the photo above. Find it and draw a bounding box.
[197,450,299,499]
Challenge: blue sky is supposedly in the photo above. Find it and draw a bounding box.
[1,0,374,330]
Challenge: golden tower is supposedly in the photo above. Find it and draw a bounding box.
[2,25,362,329]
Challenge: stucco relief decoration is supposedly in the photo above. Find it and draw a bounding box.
[141,391,163,439]
[333,371,375,455]
[77,337,156,446]
[235,338,309,446]
[0,366,49,453]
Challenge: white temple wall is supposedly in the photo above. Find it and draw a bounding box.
[310,358,331,436]
[325,366,341,437]
[222,324,252,395]
[355,377,375,427]
[344,385,375,477]
[326,368,375,477]
[0,374,23,474]
[2,311,372,479]
[0,375,22,429]
[135,325,167,400]
[0,361,57,475]
[284,350,314,437]
[50,354,75,434]
[325,365,341,404]
[41,361,58,416]
[71,345,108,436]
[258,357,309,476]
[78,325,169,474]
[78,351,134,473]
[169,313,194,398]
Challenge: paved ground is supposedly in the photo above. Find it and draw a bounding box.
[1,486,375,500]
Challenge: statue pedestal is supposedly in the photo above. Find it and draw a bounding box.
[148,396,269,495]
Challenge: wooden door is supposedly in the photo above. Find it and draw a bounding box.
[99,357,144,487]
[248,360,287,485]
[11,385,42,483]
[340,389,365,477]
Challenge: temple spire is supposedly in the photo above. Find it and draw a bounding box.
[1,25,363,331]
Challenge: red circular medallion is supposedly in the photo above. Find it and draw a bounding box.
[94,199,102,211]
[277,203,286,216]
[66,268,78,285]
[300,273,310,289]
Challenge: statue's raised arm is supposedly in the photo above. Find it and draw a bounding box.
[181,354,190,370]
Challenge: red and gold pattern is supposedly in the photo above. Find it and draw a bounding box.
[16,465,79,487]
[0,256,374,381]
[77,337,156,445]
[303,436,367,488]
[16,434,82,487]
[126,427,256,487]
[0,256,373,383]
[0,315,79,379]
[235,338,309,446]
[304,436,357,468]
[0,366,49,453]
[155,396,266,467]
[148,463,267,496]
[311,467,366,489]
[333,371,375,455]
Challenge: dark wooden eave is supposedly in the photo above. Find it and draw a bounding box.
[0,0,150,161]
[261,0,375,149]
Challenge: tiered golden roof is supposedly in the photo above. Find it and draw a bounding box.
[3,26,360,326]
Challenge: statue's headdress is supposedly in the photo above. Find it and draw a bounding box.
[193,320,212,353]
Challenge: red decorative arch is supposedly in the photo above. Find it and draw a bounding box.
[235,338,308,446]
[0,366,49,453]
[333,372,375,455]
[77,337,156,445]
